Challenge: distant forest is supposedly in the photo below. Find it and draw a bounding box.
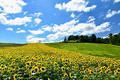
[63,33,120,45]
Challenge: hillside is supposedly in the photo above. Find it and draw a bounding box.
[45,43,120,59]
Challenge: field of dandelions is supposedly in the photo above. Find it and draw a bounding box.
[0,43,120,80]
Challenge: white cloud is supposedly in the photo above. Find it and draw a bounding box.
[28,29,44,35]
[34,12,42,17]
[114,0,120,3]
[26,35,46,43]
[70,13,75,18]
[34,18,42,24]
[47,19,110,40]
[118,23,120,25]
[55,0,97,12]
[16,30,26,33]
[53,19,79,32]
[0,13,32,25]
[47,32,72,41]
[0,0,26,14]
[106,10,120,18]
[6,27,13,31]
[87,16,95,23]
[42,25,52,31]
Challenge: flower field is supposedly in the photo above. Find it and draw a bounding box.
[0,43,120,80]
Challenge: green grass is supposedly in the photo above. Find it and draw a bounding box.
[45,43,120,59]
[0,43,16,46]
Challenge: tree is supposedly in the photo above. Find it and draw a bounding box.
[64,37,67,43]
[91,34,96,43]
[109,33,113,44]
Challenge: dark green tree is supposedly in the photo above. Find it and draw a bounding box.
[91,34,96,43]
[64,37,67,43]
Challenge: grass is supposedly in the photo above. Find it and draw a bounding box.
[45,43,120,59]
[0,43,16,46]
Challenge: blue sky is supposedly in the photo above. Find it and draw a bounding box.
[0,0,120,43]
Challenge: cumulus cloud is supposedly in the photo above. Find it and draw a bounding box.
[70,13,75,18]
[16,30,26,33]
[47,32,72,41]
[28,29,44,35]
[53,20,79,32]
[6,27,13,31]
[106,10,120,18]
[42,25,52,31]
[0,13,32,25]
[26,35,45,43]
[34,12,42,17]
[0,0,26,14]
[55,0,97,12]
[47,19,110,40]
[34,18,42,24]
[87,16,95,23]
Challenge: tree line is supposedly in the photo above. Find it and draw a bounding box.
[64,33,120,45]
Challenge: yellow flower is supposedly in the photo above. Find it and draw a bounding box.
[99,70,103,74]
[89,70,93,75]
[67,67,70,71]
[84,75,88,79]
[40,67,46,72]
[48,78,50,80]
[31,69,33,75]
[114,70,119,75]
[13,74,17,80]
[69,73,72,78]
[61,67,65,71]
[105,70,109,75]
[34,67,39,72]
[64,73,68,78]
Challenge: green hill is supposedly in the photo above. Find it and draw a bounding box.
[45,43,120,59]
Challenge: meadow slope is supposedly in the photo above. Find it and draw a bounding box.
[45,43,120,59]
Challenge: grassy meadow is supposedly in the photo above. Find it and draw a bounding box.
[46,43,120,59]
[0,43,120,80]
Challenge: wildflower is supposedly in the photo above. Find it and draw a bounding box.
[40,67,46,72]
[114,70,119,75]
[61,67,65,71]
[13,74,17,80]
[69,73,72,78]
[64,73,68,78]
[31,69,33,75]
[99,70,103,74]
[84,75,88,79]
[34,67,39,72]
[67,67,70,71]
[89,70,93,75]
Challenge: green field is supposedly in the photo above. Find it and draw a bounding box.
[45,43,120,59]
[0,43,16,46]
